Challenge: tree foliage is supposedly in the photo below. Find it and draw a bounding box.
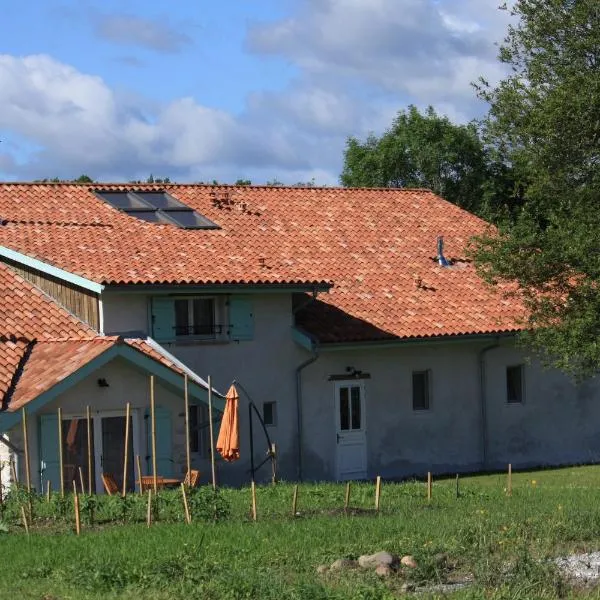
[341,106,489,213]
[472,0,600,379]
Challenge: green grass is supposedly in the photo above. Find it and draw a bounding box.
[5,466,600,599]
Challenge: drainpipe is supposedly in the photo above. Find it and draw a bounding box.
[478,338,500,468]
[295,346,319,482]
[293,286,321,482]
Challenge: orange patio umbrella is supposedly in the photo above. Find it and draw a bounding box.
[216,384,240,462]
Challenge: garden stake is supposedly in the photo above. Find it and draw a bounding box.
[427,472,432,501]
[79,467,85,495]
[86,405,93,495]
[292,484,298,516]
[21,408,32,507]
[0,463,3,505]
[136,454,143,495]
[122,402,131,497]
[58,407,64,497]
[10,457,17,486]
[456,474,460,499]
[508,463,512,496]
[46,480,51,502]
[251,481,257,521]
[375,475,381,512]
[146,490,152,528]
[184,374,191,487]
[344,481,351,512]
[150,376,158,493]
[181,483,192,524]
[20,505,29,535]
[73,481,81,536]
[271,443,277,485]
[208,375,217,491]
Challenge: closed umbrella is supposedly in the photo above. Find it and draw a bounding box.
[216,384,240,462]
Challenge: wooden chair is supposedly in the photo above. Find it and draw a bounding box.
[182,469,201,488]
[101,472,119,496]
[140,475,165,492]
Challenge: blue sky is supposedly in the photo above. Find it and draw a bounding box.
[0,0,513,184]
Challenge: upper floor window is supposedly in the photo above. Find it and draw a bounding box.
[412,370,431,411]
[151,295,254,344]
[506,365,524,404]
[175,298,218,338]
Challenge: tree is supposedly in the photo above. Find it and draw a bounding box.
[341,106,489,214]
[472,0,600,379]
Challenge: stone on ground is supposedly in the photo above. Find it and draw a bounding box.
[358,551,398,568]
[330,558,357,571]
[375,564,392,577]
[316,564,329,575]
[400,555,417,569]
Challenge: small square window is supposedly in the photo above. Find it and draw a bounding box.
[263,401,277,426]
[412,370,430,411]
[506,365,524,404]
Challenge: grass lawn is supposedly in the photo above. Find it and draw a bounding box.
[5,466,600,599]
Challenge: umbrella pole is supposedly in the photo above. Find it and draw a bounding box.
[249,402,255,482]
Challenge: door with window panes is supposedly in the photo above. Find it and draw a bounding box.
[334,382,367,480]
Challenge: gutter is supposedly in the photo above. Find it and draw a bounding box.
[478,338,500,468]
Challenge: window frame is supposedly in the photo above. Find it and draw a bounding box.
[262,401,277,427]
[412,369,431,412]
[506,364,525,405]
[188,404,211,458]
[173,296,221,340]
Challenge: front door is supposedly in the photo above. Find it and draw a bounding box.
[335,382,367,480]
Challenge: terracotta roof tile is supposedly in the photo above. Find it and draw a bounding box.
[0,262,189,410]
[0,183,527,342]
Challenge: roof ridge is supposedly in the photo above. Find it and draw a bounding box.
[0,181,434,193]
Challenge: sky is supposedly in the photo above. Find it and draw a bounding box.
[0,0,513,185]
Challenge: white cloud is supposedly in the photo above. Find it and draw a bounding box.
[0,2,513,183]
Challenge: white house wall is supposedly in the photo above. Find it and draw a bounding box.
[300,340,600,480]
[101,292,307,485]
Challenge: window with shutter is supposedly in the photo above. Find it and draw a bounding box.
[228,296,254,341]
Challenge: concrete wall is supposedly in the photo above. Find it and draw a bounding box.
[101,291,307,485]
[300,340,600,481]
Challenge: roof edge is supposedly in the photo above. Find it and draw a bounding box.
[316,331,519,352]
[0,246,104,294]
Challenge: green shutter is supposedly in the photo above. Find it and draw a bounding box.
[145,406,173,477]
[229,296,254,341]
[151,298,175,342]
[39,414,60,492]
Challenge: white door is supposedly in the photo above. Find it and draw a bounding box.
[335,382,367,480]
[93,410,141,494]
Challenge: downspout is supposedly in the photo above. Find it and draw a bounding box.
[478,338,500,468]
[293,287,321,481]
[295,346,319,482]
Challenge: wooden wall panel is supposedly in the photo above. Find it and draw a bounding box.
[3,260,100,331]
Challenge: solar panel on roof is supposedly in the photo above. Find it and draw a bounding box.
[94,190,220,230]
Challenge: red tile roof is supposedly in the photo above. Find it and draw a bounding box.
[0,183,526,342]
[0,262,191,410]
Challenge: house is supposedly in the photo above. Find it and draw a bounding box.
[1,183,599,491]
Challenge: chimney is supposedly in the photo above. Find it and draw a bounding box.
[437,236,450,267]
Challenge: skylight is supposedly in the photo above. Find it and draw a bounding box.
[95,190,220,230]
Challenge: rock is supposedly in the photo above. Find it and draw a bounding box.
[330,558,357,571]
[358,551,398,568]
[316,564,329,575]
[400,582,416,593]
[400,555,418,569]
[375,564,392,577]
